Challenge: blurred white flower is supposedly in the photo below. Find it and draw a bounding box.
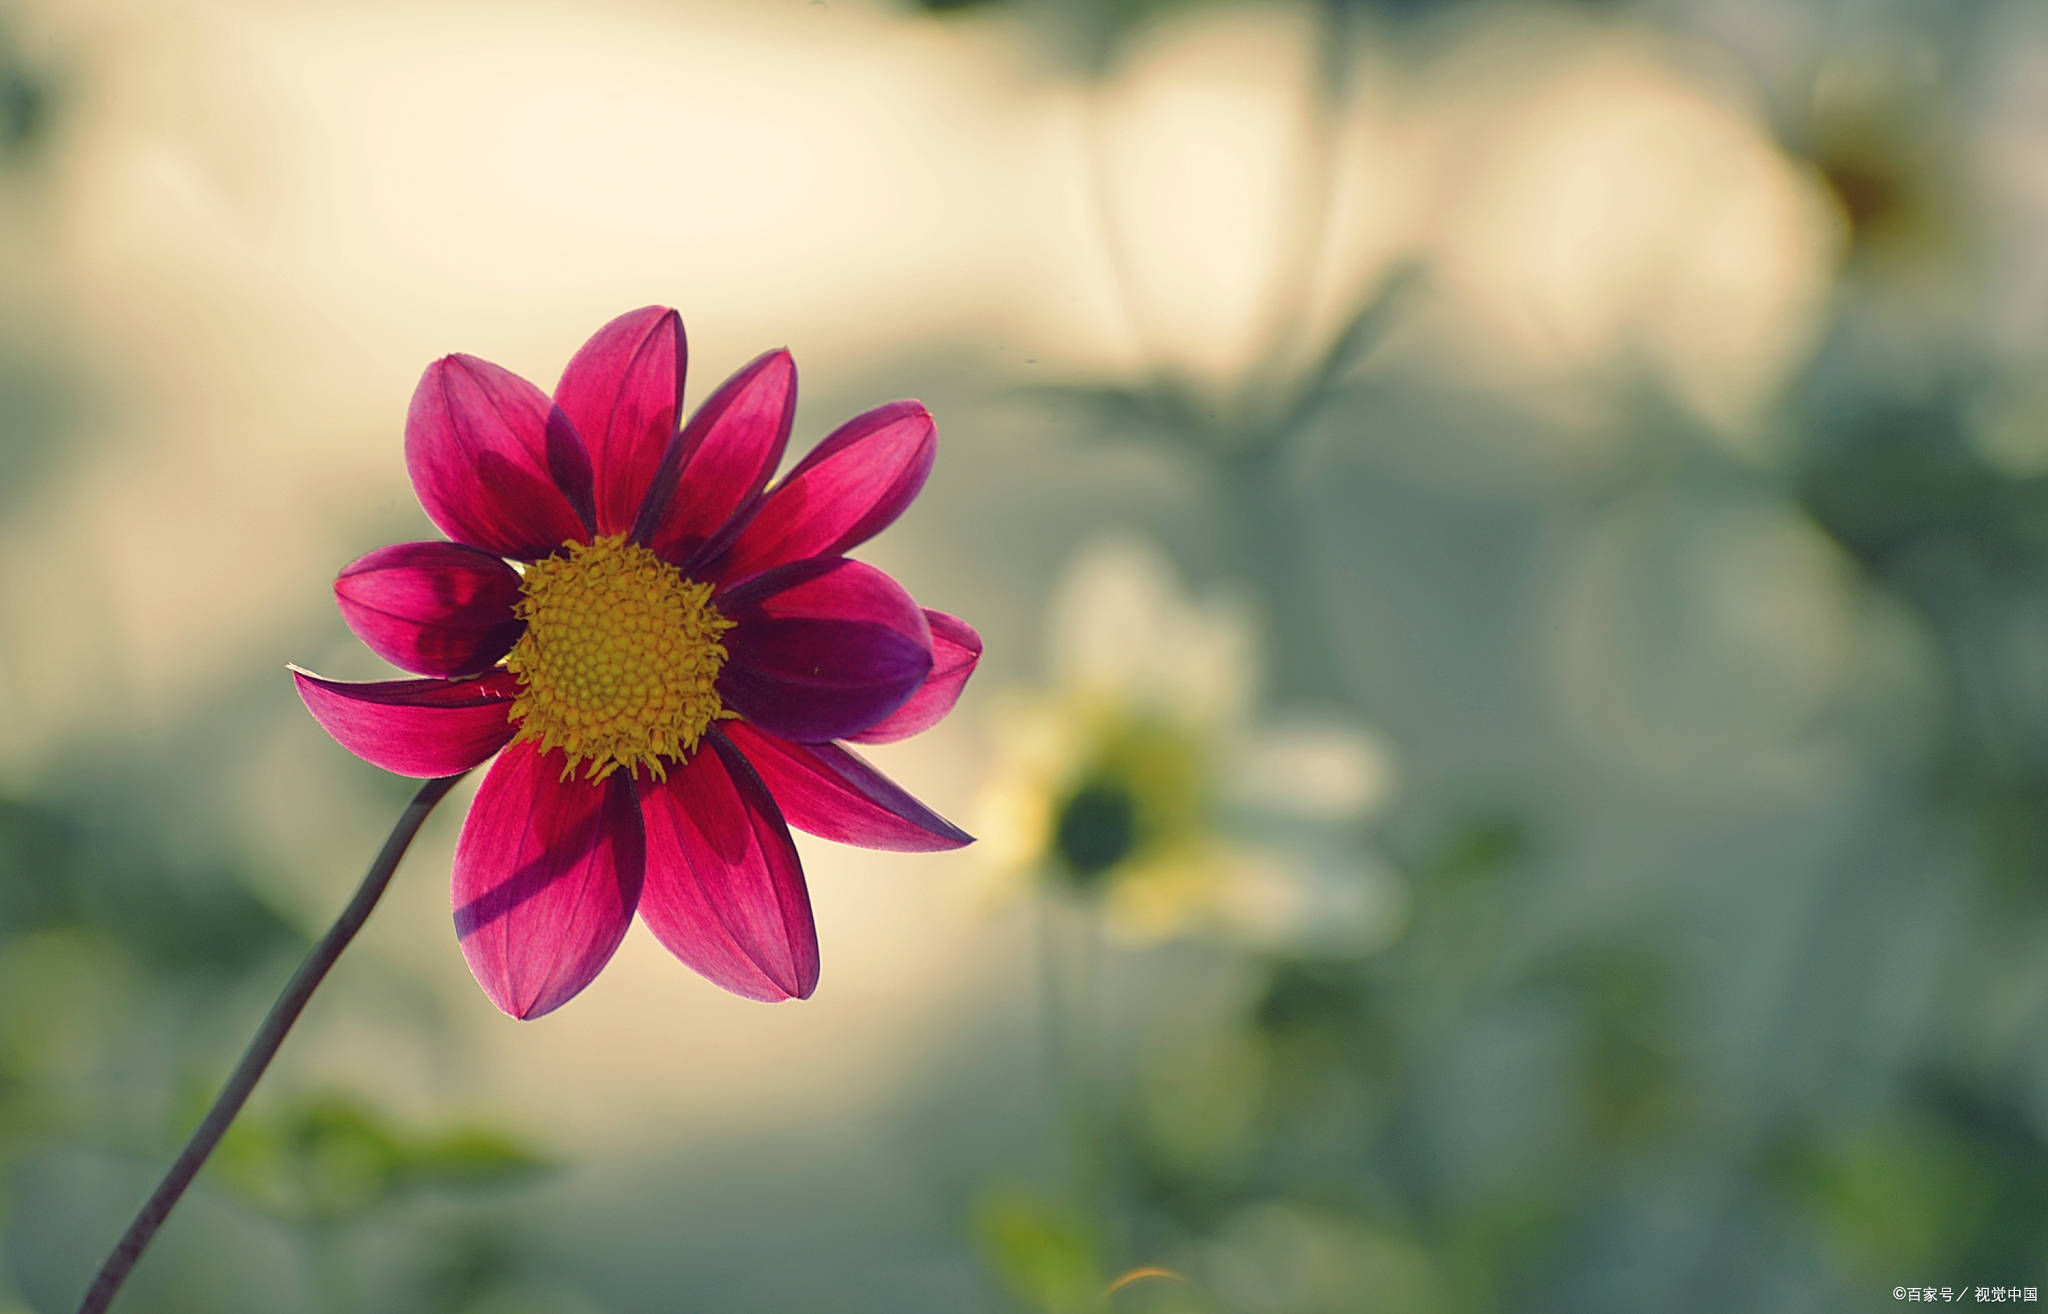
[1417,17,1842,444]
[977,535,1404,956]
[1083,3,1411,391]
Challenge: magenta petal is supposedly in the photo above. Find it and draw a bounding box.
[554,307,686,536]
[406,353,595,558]
[717,558,934,743]
[707,400,936,584]
[847,611,981,745]
[452,741,646,1020]
[723,722,971,853]
[333,541,526,677]
[636,733,819,1001]
[635,349,795,568]
[293,669,520,777]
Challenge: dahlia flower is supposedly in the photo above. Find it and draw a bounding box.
[294,307,978,1017]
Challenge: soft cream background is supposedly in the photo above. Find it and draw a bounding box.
[0,1,1864,1305]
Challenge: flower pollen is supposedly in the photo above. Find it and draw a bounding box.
[504,534,735,782]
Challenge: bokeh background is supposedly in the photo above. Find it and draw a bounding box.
[3,0,2047,1309]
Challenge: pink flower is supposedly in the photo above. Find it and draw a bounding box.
[294,307,979,1018]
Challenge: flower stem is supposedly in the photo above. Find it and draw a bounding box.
[74,772,467,1314]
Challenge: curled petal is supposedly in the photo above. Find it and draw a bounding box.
[334,541,525,677]
[717,558,933,743]
[406,353,595,558]
[555,306,686,536]
[723,722,971,853]
[293,668,520,777]
[707,400,936,584]
[637,732,819,1001]
[452,741,646,1020]
[847,611,980,745]
[635,349,795,568]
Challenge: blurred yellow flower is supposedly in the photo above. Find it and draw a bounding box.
[977,535,1403,955]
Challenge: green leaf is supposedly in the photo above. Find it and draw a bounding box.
[210,1091,551,1225]
[393,1126,553,1189]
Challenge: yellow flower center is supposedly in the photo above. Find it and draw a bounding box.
[504,534,735,782]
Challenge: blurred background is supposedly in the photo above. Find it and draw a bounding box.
[2,0,2047,1309]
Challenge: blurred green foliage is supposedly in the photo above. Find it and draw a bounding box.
[908,0,1628,55]
[0,784,559,1312]
[209,1091,551,1226]
[0,21,46,159]
[0,797,302,981]
[974,1187,1106,1314]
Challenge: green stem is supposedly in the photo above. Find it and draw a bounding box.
[75,773,466,1314]
[1037,896,1098,1198]
[1218,449,1348,706]
[1036,893,1072,1150]
[1072,907,1117,1239]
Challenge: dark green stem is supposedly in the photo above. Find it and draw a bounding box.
[75,773,466,1314]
